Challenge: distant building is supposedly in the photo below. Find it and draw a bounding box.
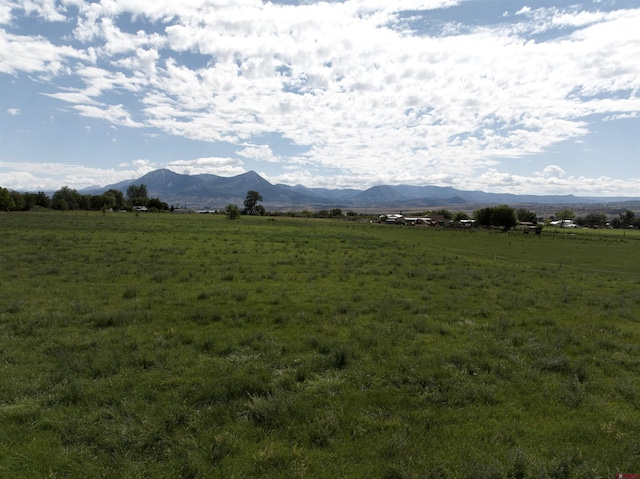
[549,219,578,228]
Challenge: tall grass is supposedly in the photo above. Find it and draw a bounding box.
[0,211,639,478]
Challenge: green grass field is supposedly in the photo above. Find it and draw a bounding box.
[1,211,639,478]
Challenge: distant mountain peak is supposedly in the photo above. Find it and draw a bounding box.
[237,170,269,182]
[84,169,639,209]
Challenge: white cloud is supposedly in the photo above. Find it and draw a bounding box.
[0,171,57,191]
[167,157,245,176]
[130,159,156,169]
[16,0,73,22]
[72,103,144,127]
[603,112,639,121]
[514,5,618,32]
[1,158,638,197]
[0,161,153,190]
[0,30,89,75]
[237,145,278,162]
[535,165,566,179]
[262,167,640,197]
[7,107,19,115]
[1,0,639,196]
[0,3,13,25]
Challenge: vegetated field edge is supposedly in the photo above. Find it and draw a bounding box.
[0,211,639,479]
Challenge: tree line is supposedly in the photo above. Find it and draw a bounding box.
[2,185,637,229]
[0,184,168,212]
[472,206,639,230]
[549,208,638,229]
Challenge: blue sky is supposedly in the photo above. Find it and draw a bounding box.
[1,0,638,196]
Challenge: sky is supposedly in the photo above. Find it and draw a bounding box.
[0,0,639,196]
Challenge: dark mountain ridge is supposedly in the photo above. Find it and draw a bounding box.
[84,169,640,210]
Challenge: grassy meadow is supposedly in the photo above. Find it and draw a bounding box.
[1,211,639,478]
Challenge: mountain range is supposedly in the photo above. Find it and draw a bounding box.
[84,169,640,211]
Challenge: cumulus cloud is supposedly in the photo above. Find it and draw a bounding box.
[0,161,154,190]
[1,0,639,195]
[0,29,86,75]
[130,159,157,169]
[167,157,245,177]
[237,145,279,162]
[536,165,566,179]
[20,0,71,22]
[514,5,618,32]
[0,3,13,25]
[72,103,144,127]
[0,171,58,191]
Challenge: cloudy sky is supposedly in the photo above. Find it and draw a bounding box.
[1,0,639,196]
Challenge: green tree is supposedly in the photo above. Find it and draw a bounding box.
[576,213,606,228]
[474,205,516,230]
[22,192,37,210]
[473,207,493,227]
[433,209,453,220]
[79,194,91,210]
[555,209,575,221]
[490,205,517,230]
[10,191,26,211]
[243,190,263,215]
[52,186,82,211]
[0,187,16,211]
[453,211,470,222]
[126,184,149,206]
[147,197,169,211]
[89,195,107,211]
[22,191,51,210]
[619,209,635,228]
[34,191,51,208]
[516,208,537,223]
[553,208,576,228]
[104,189,125,210]
[224,204,241,220]
[330,208,343,218]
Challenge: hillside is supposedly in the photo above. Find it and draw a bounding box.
[86,169,640,210]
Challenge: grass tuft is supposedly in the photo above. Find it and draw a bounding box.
[122,286,137,299]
